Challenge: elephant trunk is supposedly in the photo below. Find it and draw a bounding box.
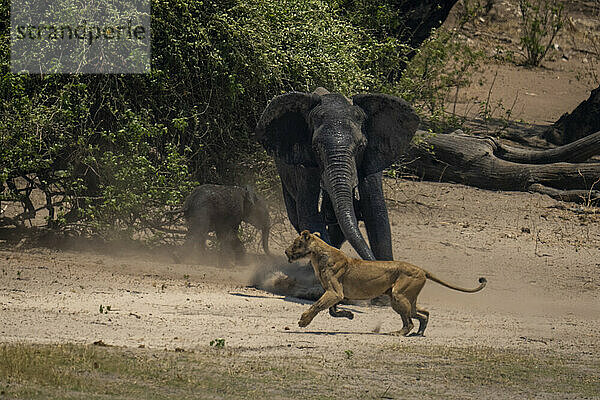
[322,153,375,261]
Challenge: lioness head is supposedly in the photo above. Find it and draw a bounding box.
[285,230,318,262]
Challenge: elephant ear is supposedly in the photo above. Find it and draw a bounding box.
[352,93,420,176]
[255,92,321,166]
[243,185,256,205]
[242,186,257,214]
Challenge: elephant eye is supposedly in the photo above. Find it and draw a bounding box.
[309,108,325,126]
[352,107,366,122]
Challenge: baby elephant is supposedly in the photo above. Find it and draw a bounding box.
[180,184,270,260]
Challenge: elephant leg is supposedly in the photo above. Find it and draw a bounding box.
[297,207,329,242]
[326,224,345,249]
[281,182,300,233]
[321,192,345,248]
[216,226,243,264]
[294,175,329,242]
[214,228,228,263]
[358,171,393,261]
[185,228,207,254]
[277,164,328,238]
[229,227,245,258]
[184,215,209,262]
[358,172,392,306]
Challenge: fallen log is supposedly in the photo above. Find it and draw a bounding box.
[405,130,600,203]
[495,130,600,164]
[527,184,599,203]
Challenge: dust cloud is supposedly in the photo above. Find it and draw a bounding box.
[249,257,324,300]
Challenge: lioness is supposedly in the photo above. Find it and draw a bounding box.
[285,231,487,336]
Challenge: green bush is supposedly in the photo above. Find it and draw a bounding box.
[518,0,565,67]
[1,0,484,240]
[397,28,484,132]
[0,0,397,239]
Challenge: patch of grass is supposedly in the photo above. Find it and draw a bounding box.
[344,349,354,360]
[0,342,597,399]
[384,344,600,398]
[0,343,320,400]
[209,338,225,348]
[98,304,112,314]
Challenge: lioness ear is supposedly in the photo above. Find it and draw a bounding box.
[313,232,321,238]
[301,230,311,240]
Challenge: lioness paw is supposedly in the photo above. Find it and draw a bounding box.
[298,313,312,327]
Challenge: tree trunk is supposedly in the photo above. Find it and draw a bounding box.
[339,0,460,69]
[388,0,460,58]
[543,85,600,145]
[405,130,600,203]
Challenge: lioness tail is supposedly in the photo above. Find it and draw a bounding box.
[425,273,487,293]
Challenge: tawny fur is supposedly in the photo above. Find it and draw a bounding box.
[285,231,486,336]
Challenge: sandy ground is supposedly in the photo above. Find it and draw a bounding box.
[445,0,599,126]
[1,181,598,364]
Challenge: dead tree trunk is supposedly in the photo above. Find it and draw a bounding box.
[339,0,460,70]
[543,85,600,145]
[405,130,600,203]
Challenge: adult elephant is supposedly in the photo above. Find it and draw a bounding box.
[256,88,419,262]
